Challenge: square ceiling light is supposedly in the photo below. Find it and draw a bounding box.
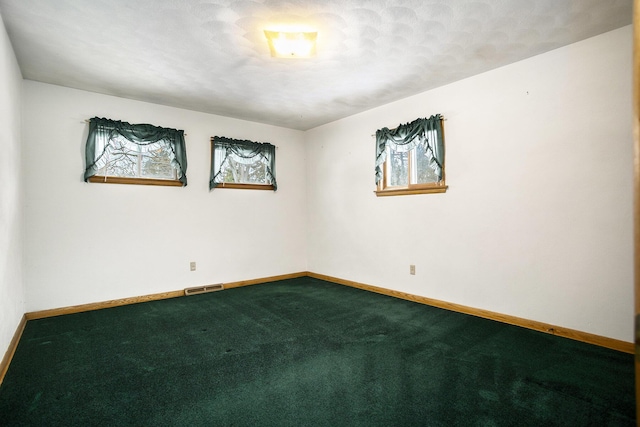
[264,30,317,58]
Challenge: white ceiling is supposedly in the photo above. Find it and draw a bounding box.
[0,0,633,130]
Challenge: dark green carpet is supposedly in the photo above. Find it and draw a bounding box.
[0,277,634,426]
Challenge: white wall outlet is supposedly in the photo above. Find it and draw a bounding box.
[190,261,196,271]
[410,264,415,275]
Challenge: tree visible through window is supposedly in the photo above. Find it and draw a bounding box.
[210,136,277,191]
[219,155,268,184]
[84,117,187,187]
[98,136,177,180]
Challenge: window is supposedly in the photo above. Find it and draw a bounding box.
[84,117,187,187]
[210,136,277,191]
[375,115,446,196]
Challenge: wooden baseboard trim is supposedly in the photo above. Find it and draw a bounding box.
[25,272,309,320]
[0,315,27,386]
[307,272,634,354]
[222,271,308,290]
[25,290,185,320]
[19,271,633,354]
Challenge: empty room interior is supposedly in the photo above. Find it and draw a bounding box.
[0,0,637,424]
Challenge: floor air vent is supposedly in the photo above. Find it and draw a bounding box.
[184,284,224,296]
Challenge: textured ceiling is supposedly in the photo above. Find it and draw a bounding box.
[0,0,633,130]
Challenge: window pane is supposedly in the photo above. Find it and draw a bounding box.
[141,144,176,180]
[244,160,267,184]
[219,157,269,184]
[219,160,235,182]
[98,137,177,180]
[412,140,439,184]
[103,152,137,177]
[387,147,408,187]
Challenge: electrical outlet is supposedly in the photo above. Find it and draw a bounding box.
[410,265,415,275]
[190,261,196,271]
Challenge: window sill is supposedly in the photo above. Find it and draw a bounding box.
[214,183,275,191]
[88,176,183,187]
[375,185,448,197]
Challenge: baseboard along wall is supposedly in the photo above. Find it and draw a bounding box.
[0,315,26,387]
[23,272,309,320]
[307,272,634,354]
[0,271,632,386]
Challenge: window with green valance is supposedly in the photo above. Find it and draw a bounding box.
[210,136,277,191]
[375,114,446,196]
[84,117,187,187]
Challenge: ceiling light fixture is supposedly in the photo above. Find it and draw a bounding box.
[264,30,317,58]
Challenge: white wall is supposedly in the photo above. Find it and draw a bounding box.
[306,26,634,342]
[0,14,25,359]
[22,82,307,311]
[15,25,635,344]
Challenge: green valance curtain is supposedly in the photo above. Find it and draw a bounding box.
[210,136,277,190]
[375,115,444,185]
[84,117,188,186]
